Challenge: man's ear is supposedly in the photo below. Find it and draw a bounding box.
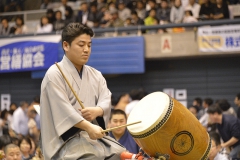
[63,41,69,52]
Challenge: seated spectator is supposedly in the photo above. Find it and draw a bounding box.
[209,132,229,160]
[108,2,118,14]
[36,16,53,33]
[193,97,204,118]
[217,99,236,117]
[40,0,53,9]
[234,93,240,119]
[183,10,198,23]
[199,0,214,20]
[4,0,22,12]
[199,98,213,128]
[46,9,55,25]
[27,110,38,142]
[118,1,131,21]
[58,0,71,20]
[0,18,11,36]
[104,10,124,28]
[135,1,146,20]
[97,0,106,10]
[0,110,10,136]
[144,9,157,26]
[88,4,103,24]
[19,137,33,160]
[170,0,184,23]
[188,105,199,118]
[65,6,75,26]
[157,0,171,24]
[109,109,140,154]
[53,11,65,32]
[76,2,89,25]
[10,16,28,35]
[208,104,240,159]
[4,144,21,160]
[100,10,112,28]
[185,0,200,18]
[213,0,229,19]
[145,0,158,17]
[131,10,144,26]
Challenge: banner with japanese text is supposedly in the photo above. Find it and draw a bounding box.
[0,35,61,73]
[198,25,240,52]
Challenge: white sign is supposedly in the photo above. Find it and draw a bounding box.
[198,25,240,52]
[161,36,172,53]
[1,94,11,111]
[175,89,187,100]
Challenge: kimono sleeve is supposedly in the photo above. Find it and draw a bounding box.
[44,80,84,137]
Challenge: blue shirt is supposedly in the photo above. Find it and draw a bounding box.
[109,129,139,154]
[217,114,240,148]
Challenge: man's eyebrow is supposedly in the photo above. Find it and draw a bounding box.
[78,40,92,43]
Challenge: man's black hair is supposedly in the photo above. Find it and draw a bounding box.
[194,97,202,106]
[207,104,222,114]
[209,131,221,146]
[204,98,213,106]
[217,99,230,111]
[109,109,127,120]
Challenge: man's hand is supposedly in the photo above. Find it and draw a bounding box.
[79,107,103,122]
[86,123,104,140]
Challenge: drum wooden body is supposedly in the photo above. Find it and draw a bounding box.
[127,92,211,160]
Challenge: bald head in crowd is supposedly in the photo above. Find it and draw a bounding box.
[4,144,21,160]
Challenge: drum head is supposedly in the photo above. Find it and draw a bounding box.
[127,92,170,135]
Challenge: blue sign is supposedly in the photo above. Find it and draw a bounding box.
[0,36,60,73]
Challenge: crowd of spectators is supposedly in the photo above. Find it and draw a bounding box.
[0,0,235,36]
[188,93,240,159]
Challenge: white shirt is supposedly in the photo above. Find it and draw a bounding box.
[125,100,140,115]
[36,24,53,33]
[185,3,200,18]
[12,107,29,136]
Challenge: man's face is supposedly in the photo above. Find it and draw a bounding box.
[161,1,168,9]
[209,113,220,124]
[63,34,91,69]
[81,4,88,12]
[110,114,126,136]
[234,97,240,107]
[5,147,21,160]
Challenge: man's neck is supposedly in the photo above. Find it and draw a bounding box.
[112,130,125,141]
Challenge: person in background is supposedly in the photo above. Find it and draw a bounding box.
[157,0,171,24]
[76,2,89,25]
[184,0,200,18]
[118,1,131,21]
[145,0,158,18]
[40,0,53,9]
[207,104,240,159]
[144,9,157,26]
[217,99,236,117]
[188,105,199,118]
[234,93,240,119]
[193,97,204,119]
[170,0,184,23]
[199,0,214,20]
[0,18,11,36]
[0,135,12,151]
[64,6,75,26]
[131,10,144,26]
[10,16,28,35]
[36,16,53,33]
[46,9,55,25]
[183,10,198,23]
[212,0,229,19]
[53,10,65,32]
[12,101,29,138]
[19,137,33,160]
[109,109,140,154]
[0,110,10,136]
[135,1,146,20]
[4,144,21,160]
[58,0,70,20]
[199,98,213,128]
[114,93,130,111]
[208,132,229,160]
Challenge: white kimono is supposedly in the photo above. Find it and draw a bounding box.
[40,55,125,160]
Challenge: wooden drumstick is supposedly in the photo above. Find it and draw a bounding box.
[102,121,141,133]
[55,62,85,109]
